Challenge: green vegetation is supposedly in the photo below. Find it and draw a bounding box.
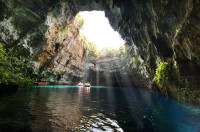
[84,40,99,58]
[121,23,128,31]
[75,12,126,58]
[153,61,168,84]
[132,56,140,69]
[101,45,126,58]
[45,21,48,25]
[0,44,34,86]
[60,27,70,38]
[59,13,84,39]
[75,13,84,30]
[161,0,168,5]
[81,35,100,58]
[106,0,113,9]
[80,34,126,58]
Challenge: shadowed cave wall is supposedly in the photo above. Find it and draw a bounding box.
[0,0,200,102]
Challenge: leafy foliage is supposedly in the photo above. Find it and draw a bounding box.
[106,0,113,9]
[87,41,100,57]
[81,35,100,58]
[60,27,70,38]
[100,45,125,58]
[81,34,126,58]
[0,44,34,85]
[75,13,84,30]
[76,13,125,58]
[132,57,140,69]
[153,61,168,84]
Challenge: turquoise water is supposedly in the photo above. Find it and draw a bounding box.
[0,86,199,131]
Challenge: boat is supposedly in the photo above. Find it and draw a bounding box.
[77,82,85,87]
[77,82,91,87]
[84,85,91,87]
[34,82,49,86]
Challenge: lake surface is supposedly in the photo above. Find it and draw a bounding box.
[0,86,200,132]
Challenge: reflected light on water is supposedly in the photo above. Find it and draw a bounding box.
[78,86,91,95]
[75,113,123,132]
[0,86,200,131]
[29,87,81,131]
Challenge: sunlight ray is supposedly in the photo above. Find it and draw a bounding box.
[95,65,100,86]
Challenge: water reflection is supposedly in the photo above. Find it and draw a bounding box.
[75,113,123,132]
[78,86,91,98]
[29,87,81,131]
[0,86,200,132]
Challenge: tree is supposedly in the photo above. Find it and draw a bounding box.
[80,34,126,59]
[119,44,126,57]
[75,13,84,30]
[0,44,34,85]
[100,45,126,58]
[80,35,100,58]
[87,41,99,57]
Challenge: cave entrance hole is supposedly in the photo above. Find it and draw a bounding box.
[75,11,130,86]
[76,11,126,59]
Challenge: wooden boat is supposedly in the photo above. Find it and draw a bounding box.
[34,82,49,86]
[84,85,91,87]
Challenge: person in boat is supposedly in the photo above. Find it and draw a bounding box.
[77,82,83,86]
[84,82,91,87]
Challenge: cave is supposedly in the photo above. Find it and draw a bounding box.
[0,0,200,105]
[1,0,200,131]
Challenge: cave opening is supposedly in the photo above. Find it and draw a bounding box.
[74,11,131,87]
[1,1,200,131]
[78,11,125,51]
[0,0,150,90]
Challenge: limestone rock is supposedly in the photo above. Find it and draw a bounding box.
[0,0,199,102]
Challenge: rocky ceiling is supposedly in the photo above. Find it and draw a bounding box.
[0,0,200,102]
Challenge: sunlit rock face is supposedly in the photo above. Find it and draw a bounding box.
[0,0,84,84]
[83,57,150,88]
[0,0,200,102]
[35,12,84,84]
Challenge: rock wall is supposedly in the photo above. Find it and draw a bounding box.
[0,0,200,102]
[0,0,84,84]
[83,57,149,87]
[35,12,84,84]
[113,0,200,102]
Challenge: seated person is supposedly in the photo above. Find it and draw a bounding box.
[84,82,91,87]
[77,82,83,86]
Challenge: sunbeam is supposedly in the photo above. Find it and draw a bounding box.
[95,64,100,86]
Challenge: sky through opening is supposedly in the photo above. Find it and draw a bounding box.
[79,11,125,50]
